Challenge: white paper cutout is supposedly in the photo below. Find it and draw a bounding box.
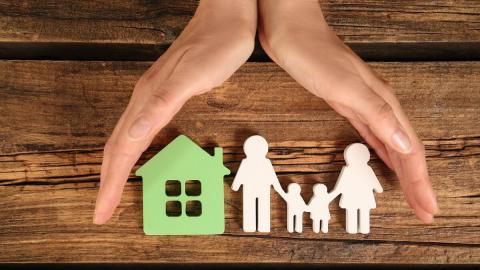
[231,135,286,232]
[330,143,383,234]
[232,136,382,235]
[307,183,334,233]
[284,183,307,233]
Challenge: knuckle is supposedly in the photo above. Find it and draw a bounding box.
[379,77,392,89]
[374,101,395,122]
[149,91,174,112]
[373,71,392,89]
[145,90,180,124]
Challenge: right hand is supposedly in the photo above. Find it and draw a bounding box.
[258,0,438,223]
[93,0,257,224]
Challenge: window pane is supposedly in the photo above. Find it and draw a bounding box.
[165,180,181,196]
[185,180,201,196]
[165,200,182,217]
[186,200,202,217]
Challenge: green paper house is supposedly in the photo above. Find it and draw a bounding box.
[136,135,230,235]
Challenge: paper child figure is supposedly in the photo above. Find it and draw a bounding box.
[283,183,307,233]
[307,184,334,233]
[330,143,383,234]
[232,135,286,232]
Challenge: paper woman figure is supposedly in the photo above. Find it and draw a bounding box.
[330,143,383,234]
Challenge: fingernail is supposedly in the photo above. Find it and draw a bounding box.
[419,202,439,217]
[414,185,440,215]
[93,211,106,225]
[425,185,439,215]
[429,191,440,215]
[392,129,412,154]
[425,214,434,224]
[128,116,151,139]
[416,209,434,224]
[93,202,104,224]
[93,212,101,224]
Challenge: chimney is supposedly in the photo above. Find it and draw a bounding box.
[214,147,230,175]
[214,147,223,162]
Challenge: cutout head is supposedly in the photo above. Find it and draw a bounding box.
[344,143,370,165]
[243,135,269,158]
[287,183,301,194]
[313,183,328,196]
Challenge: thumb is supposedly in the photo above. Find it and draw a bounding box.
[93,87,186,224]
[345,83,412,155]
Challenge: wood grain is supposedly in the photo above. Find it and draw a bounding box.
[0,1,479,60]
[0,61,479,263]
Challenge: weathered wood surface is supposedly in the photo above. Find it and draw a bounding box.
[0,0,479,60]
[0,61,479,263]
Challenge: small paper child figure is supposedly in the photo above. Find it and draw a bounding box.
[307,183,334,233]
[283,183,307,233]
[330,143,383,234]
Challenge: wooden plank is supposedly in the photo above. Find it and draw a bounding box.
[1,61,479,153]
[0,61,479,263]
[0,183,479,263]
[0,1,479,60]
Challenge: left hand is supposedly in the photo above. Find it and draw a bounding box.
[258,0,438,223]
[93,0,257,224]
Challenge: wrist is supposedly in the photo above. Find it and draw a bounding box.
[195,0,257,36]
[259,0,329,32]
[258,0,332,58]
[197,0,256,22]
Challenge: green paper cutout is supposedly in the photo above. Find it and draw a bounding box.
[136,135,230,235]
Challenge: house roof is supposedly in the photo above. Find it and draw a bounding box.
[135,135,230,177]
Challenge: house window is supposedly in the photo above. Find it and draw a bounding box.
[185,180,201,196]
[164,180,202,217]
[165,200,182,217]
[165,180,181,196]
[186,200,202,216]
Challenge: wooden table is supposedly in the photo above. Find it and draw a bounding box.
[0,0,479,265]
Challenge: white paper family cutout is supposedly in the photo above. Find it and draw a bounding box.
[231,135,383,234]
[231,135,286,232]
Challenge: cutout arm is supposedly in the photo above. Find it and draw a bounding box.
[301,197,308,209]
[326,191,340,202]
[231,159,247,191]
[328,166,347,201]
[306,197,314,212]
[272,176,286,199]
[269,162,286,199]
[369,167,383,193]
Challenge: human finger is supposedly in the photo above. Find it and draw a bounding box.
[93,87,184,224]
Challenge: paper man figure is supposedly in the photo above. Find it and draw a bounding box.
[283,183,307,233]
[330,143,383,234]
[232,135,286,232]
[307,183,335,233]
